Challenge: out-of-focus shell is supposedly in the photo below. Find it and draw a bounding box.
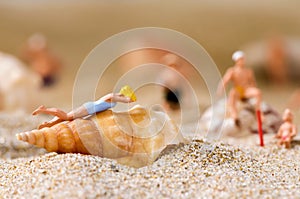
[16,105,186,167]
[199,98,282,137]
[0,52,41,112]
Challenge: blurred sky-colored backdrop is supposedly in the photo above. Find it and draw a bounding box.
[1,0,300,112]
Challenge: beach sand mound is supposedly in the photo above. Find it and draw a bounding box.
[1,112,300,198]
[1,139,300,198]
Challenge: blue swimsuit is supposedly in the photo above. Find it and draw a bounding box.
[83,100,116,115]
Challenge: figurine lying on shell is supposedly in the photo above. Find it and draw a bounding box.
[199,98,282,137]
[16,86,186,167]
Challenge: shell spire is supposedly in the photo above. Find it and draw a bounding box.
[16,119,101,155]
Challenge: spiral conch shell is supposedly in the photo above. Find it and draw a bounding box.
[16,105,186,167]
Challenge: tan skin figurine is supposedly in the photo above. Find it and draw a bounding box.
[276,109,297,149]
[33,93,133,129]
[159,53,184,110]
[159,53,193,111]
[266,36,288,84]
[22,33,62,87]
[217,51,262,124]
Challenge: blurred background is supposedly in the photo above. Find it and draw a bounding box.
[1,0,300,115]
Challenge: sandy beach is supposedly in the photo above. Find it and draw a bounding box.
[1,1,300,198]
[0,112,300,198]
[1,138,300,198]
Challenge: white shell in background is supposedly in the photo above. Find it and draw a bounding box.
[0,52,41,112]
[199,98,282,137]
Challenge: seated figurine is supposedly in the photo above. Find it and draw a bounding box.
[276,109,297,149]
[217,51,262,125]
[217,51,264,145]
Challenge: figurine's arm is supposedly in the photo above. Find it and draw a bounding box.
[291,125,297,138]
[217,68,233,96]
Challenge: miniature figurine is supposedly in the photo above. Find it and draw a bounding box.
[275,109,297,149]
[22,33,62,87]
[32,85,137,129]
[118,49,194,111]
[217,51,264,146]
[287,89,300,110]
[266,36,288,84]
[16,86,186,167]
[158,53,192,111]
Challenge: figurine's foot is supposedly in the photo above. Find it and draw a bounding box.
[38,119,62,129]
[32,105,47,115]
[38,122,53,129]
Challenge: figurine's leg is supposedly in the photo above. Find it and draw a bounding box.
[283,140,287,148]
[32,105,47,115]
[244,87,262,110]
[277,139,282,146]
[33,105,68,120]
[286,141,291,149]
[284,138,292,149]
[228,89,239,120]
[38,116,64,129]
[245,87,264,146]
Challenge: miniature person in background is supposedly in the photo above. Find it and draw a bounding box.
[217,51,262,124]
[266,36,288,84]
[288,90,300,110]
[33,86,136,129]
[276,109,297,149]
[158,53,191,111]
[22,33,62,87]
[217,51,264,146]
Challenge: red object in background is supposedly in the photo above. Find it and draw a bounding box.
[256,110,264,147]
